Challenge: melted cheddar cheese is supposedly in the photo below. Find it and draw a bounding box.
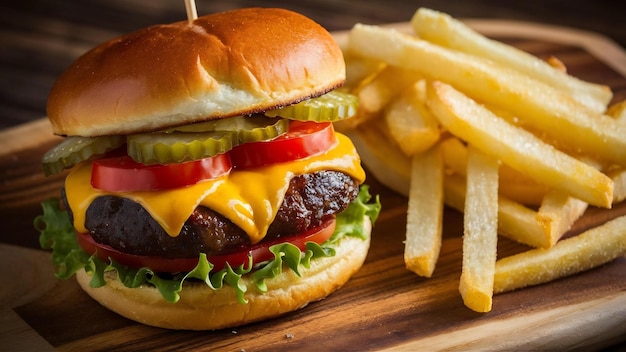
[64,133,365,244]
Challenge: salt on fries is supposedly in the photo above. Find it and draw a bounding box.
[348,22,626,166]
[494,215,626,293]
[459,146,499,313]
[404,144,443,278]
[427,81,613,208]
[410,8,612,114]
[440,137,549,208]
[536,190,588,247]
[443,173,551,250]
[341,8,626,312]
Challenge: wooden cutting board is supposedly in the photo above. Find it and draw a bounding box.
[1,20,625,351]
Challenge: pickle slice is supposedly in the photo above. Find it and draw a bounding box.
[127,131,235,165]
[42,135,124,176]
[264,91,358,122]
[169,115,289,143]
[214,115,289,143]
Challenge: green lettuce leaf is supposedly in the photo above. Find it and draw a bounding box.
[34,185,381,303]
[333,184,381,242]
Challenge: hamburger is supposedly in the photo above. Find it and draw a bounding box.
[36,7,380,330]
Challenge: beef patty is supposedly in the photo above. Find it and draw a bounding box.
[64,171,359,259]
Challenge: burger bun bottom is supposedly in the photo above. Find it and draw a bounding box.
[76,217,371,330]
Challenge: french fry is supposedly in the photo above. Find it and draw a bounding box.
[349,65,422,126]
[606,99,626,124]
[342,50,386,91]
[347,119,412,196]
[497,197,548,248]
[546,56,567,73]
[410,8,612,114]
[459,146,499,313]
[497,170,549,207]
[445,174,549,249]
[348,24,626,165]
[607,168,626,203]
[426,80,613,208]
[440,137,467,175]
[343,9,626,313]
[494,215,626,294]
[536,190,588,247]
[404,144,444,277]
[440,136,548,206]
[384,80,441,156]
[442,173,466,212]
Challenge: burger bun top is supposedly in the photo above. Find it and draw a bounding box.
[47,8,345,136]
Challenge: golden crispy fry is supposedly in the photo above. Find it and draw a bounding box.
[384,80,440,156]
[497,171,548,207]
[497,197,548,248]
[494,215,626,294]
[410,7,612,114]
[537,190,588,247]
[344,9,626,313]
[442,173,466,212]
[347,119,412,196]
[349,65,422,127]
[607,168,626,203]
[342,50,386,91]
[444,174,549,249]
[426,80,613,208]
[440,136,548,206]
[405,144,444,277]
[459,146,499,313]
[348,24,626,165]
[440,137,467,175]
[546,56,567,73]
[606,99,626,124]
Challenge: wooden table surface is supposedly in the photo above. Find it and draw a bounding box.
[1,1,626,351]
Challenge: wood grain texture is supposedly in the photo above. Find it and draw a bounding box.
[1,21,625,351]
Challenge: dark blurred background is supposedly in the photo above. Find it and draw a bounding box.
[1,0,624,130]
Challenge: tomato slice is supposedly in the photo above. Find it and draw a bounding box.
[229,121,338,169]
[76,231,200,273]
[76,217,336,273]
[91,153,232,192]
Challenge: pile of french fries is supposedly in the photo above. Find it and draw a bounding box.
[337,8,626,312]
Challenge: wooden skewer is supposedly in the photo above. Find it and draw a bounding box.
[185,0,198,22]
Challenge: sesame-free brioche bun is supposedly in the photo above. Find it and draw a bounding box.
[47,7,346,137]
[75,218,370,330]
